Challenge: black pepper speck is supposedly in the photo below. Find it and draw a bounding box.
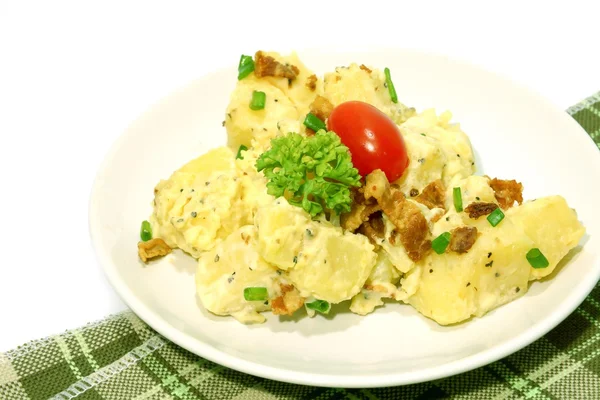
[191,211,197,218]
[214,254,220,262]
[485,260,494,267]
[516,287,521,293]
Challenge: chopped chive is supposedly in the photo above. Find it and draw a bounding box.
[432,232,451,254]
[303,113,326,132]
[140,220,152,242]
[526,248,549,269]
[487,208,505,227]
[453,187,463,212]
[236,144,248,160]
[306,299,330,314]
[249,90,266,110]
[384,67,398,103]
[243,287,268,301]
[237,55,255,80]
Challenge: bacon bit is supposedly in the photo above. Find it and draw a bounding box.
[254,51,299,80]
[309,95,334,122]
[448,226,479,254]
[365,170,431,261]
[357,211,385,246]
[415,180,446,210]
[271,284,304,316]
[138,238,171,263]
[489,178,523,209]
[341,188,381,232]
[305,74,318,91]
[464,202,499,219]
[359,64,372,73]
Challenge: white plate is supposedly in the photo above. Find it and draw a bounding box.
[89,48,600,388]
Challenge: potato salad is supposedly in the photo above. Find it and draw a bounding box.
[137,50,586,325]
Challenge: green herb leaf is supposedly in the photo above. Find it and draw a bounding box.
[236,144,248,160]
[384,67,398,103]
[453,187,463,212]
[306,299,331,314]
[487,208,505,227]
[526,248,549,269]
[256,131,361,217]
[243,287,268,301]
[140,220,152,242]
[249,90,266,110]
[432,232,451,254]
[238,55,255,80]
[303,113,327,132]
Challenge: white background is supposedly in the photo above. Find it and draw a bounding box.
[1,1,599,351]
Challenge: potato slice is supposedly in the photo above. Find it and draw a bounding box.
[151,147,242,257]
[255,199,377,303]
[323,63,415,125]
[506,196,585,280]
[408,216,533,325]
[196,226,280,324]
[225,77,299,150]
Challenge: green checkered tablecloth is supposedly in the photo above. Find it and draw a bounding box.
[2,94,600,400]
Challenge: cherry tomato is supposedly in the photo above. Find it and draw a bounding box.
[327,101,409,182]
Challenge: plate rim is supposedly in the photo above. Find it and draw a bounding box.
[88,47,600,388]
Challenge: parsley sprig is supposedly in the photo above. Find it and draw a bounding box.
[256,130,361,217]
